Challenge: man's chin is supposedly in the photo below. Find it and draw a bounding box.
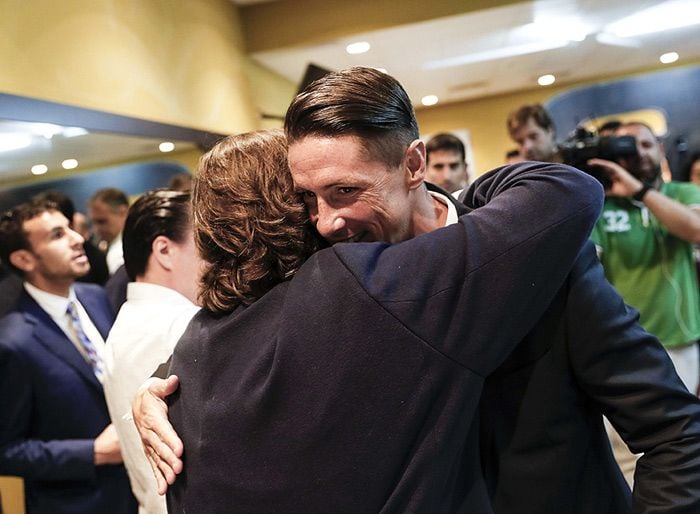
[74,263,91,278]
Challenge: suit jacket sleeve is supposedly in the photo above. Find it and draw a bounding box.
[335,161,604,374]
[0,337,96,481]
[567,244,700,514]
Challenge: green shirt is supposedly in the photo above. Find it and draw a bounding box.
[591,182,700,348]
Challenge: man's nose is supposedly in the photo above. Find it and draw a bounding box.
[314,200,346,239]
[68,227,85,246]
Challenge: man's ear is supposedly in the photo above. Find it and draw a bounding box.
[405,139,426,190]
[151,235,174,272]
[9,249,36,274]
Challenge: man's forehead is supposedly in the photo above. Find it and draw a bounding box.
[617,124,656,141]
[24,210,67,237]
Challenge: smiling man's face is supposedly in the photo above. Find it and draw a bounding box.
[288,135,418,244]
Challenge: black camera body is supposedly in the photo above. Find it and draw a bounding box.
[560,128,638,189]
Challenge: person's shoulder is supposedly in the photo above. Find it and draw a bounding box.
[0,310,33,350]
[664,181,700,203]
[75,282,106,295]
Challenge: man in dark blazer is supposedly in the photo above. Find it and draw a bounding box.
[0,199,136,514]
[137,68,700,513]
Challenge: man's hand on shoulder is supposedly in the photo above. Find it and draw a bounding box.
[132,375,183,495]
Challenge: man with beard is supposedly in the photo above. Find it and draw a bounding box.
[590,121,700,392]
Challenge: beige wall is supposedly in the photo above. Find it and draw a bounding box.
[0,0,258,135]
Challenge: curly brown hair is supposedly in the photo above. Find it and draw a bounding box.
[193,129,321,314]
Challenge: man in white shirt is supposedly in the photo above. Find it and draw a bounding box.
[88,187,129,275]
[0,198,135,514]
[103,189,201,514]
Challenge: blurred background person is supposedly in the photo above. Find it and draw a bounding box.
[0,198,135,514]
[425,132,469,194]
[104,189,201,514]
[167,173,193,192]
[88,188,129,276]
[507,104,559,162]
[687,151,700,187]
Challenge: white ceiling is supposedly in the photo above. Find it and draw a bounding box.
[250,0,700,108]
[0,120,196,184]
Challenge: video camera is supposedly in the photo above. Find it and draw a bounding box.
[560,127,637,189]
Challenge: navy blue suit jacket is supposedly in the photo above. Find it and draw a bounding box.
[450,173,700,513]
[167,162,603,513]
[0,283,136,514]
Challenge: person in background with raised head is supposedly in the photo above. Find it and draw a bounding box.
[0,198,135,514]
[89,187,129,275]
[103,189,201,514]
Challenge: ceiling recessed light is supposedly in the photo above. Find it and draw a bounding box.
[421,95,439,106]
[61,159,78,170]
[659,51,679,64]
[346,41,370,55]
[31,164,48,175]
[538,74,556,86]
[159,142,175,153]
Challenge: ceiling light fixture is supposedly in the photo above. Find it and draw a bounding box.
[659,51,679,64]
[538,74,556,86]
[31,164,48,175]
[424,40,569,70]
[159,142,175,153]
[346,41,371,55]
[421,95,439,107]
[61,159,78,170]
[604,0,700,38]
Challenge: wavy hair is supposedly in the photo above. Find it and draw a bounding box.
[193,129,321,314]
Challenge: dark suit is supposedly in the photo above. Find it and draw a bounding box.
[450,175,700,513]
[167,163,602,513]
[0,283,136,514]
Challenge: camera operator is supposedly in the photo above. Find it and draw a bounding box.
[590,121,700,393]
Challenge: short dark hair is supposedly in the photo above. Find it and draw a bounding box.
[507,104,555,137]
[0,199,58,275]
[89,187,129,210]
[194,129,321,314]
[598,120,622,135]
[506,148,521,160]
[284,67,419,167]
[33,191,75,224]
[167,173,193,192]
[426,133,466,162]
[122,189,192,281]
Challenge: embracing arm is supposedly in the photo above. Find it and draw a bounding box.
[340,161,604,373]
[132,375,183,495]
[567,245,700,514]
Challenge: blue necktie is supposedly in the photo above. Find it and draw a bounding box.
[66,301,104,380]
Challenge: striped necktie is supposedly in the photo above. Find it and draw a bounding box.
[66,301,104,380]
